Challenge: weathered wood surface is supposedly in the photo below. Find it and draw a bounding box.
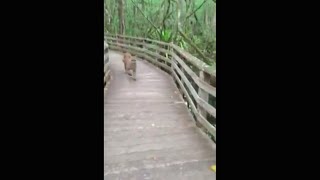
[104,51,216,180]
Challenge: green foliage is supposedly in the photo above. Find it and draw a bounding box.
[104,0,216,63]
[159,29,172,42]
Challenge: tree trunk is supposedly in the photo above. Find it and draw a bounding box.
[133,4,137,35]
[141,0,145,12]
[212,10,216,34]
[118,0,125,35]
[204,7,208,25]
[173,0,182,42]
[104,2,111,32]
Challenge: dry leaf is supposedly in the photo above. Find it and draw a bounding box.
[210,165,216,172]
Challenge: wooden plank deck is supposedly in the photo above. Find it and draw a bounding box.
[104,51,216,180]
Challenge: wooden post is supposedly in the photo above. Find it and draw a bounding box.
[170,43,181,93]
[116,34,119,46]
[132,37,135,47]
[142,39,145,50]
[123,36,136,80]
[155,44,159,68]
[167,44,172,75]
[104,41,110,88]
[125,37,128,48]
[170,42,175,72]
[196,71,210,129]
[131,58,137,80]
[139,39,144,61]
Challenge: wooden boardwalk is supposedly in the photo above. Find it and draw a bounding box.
[104,51,216,180]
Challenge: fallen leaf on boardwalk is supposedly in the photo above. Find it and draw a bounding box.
[210,165,216,172]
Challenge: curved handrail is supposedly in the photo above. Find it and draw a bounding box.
[105,34,216,140]
[105,34,216,76]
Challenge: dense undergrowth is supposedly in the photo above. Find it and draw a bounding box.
[104,0,216,65]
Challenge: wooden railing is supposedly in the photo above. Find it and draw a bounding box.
[104,41,111,88]
[105,34,216,141]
